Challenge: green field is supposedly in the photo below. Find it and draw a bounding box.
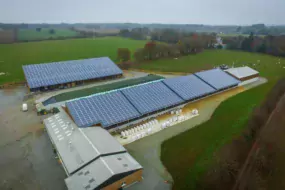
[0,37,146,85]
[135,50,284,80]
[43,74,164,105]
[17,28,79,41]
[153,51,285,189]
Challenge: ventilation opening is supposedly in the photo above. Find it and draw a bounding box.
[117,157,122,161]
[89,178,95,183]
[123,164,128,167]
[84,171,90,175]
[85,184,91,189]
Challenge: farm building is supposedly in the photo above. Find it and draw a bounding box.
[225,66,259,81]
[23,57,123,92]
[65,68,241,131]
[44,108,143,190]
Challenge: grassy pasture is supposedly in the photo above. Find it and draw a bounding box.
[0,37,146,85]
[135,50,285,80]
[17,28,79,41]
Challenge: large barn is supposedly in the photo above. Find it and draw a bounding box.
[44,109,143,190]
[65,68,240,131]
[23,57,123,92]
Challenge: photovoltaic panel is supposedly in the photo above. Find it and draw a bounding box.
[121,81,184,115]
[66,91,141,128]
[163,75,216,101]
[23,57,123,89]
[194,69,240,90]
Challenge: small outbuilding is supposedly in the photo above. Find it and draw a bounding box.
[225,66,259,81]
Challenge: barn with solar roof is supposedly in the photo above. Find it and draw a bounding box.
[64,68,242,131]
[22,57,123,92]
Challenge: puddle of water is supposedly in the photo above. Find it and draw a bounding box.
[0,86,27,112]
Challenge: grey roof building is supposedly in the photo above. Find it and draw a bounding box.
[44,108,142,190]
[225,66,259,81]
[65,153,142,190]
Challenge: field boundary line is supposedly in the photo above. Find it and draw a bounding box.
[231,97,280,190]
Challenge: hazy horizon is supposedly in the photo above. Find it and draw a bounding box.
[1,0,285,25]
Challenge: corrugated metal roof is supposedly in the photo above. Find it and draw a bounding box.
[44,109,126,175]
[23,57,122,89]
[44,108,142,190]
[226,66,259,79]
[65,153,142,190]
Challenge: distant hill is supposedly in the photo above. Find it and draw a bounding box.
[1,23,285,35]
[17,28,79,41]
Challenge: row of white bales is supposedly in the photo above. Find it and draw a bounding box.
[120,108,199,138]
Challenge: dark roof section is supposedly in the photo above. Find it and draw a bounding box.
[120,81,184,115]
[194,68,240,90]
[163,75,216,101]
[66,91,141,128]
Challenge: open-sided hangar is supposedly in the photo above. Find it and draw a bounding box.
[65,68,240,131]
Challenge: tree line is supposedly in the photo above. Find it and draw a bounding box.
[117,33,216,65]
[224,33,285,57]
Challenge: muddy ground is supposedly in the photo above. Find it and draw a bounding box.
[0,87,67,190]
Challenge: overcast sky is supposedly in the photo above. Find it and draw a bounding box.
[1,0,285,25]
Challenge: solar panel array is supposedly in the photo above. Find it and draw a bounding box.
[194,69,240,90]
[66,91,140,128]
[121,82,184,115]
[23,57,123,89]
[66,68,241,128]
[163,75,216,100]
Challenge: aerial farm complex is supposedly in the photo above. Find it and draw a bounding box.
[22,57,260,190]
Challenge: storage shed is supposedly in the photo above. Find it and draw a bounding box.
[225,66,259,81]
